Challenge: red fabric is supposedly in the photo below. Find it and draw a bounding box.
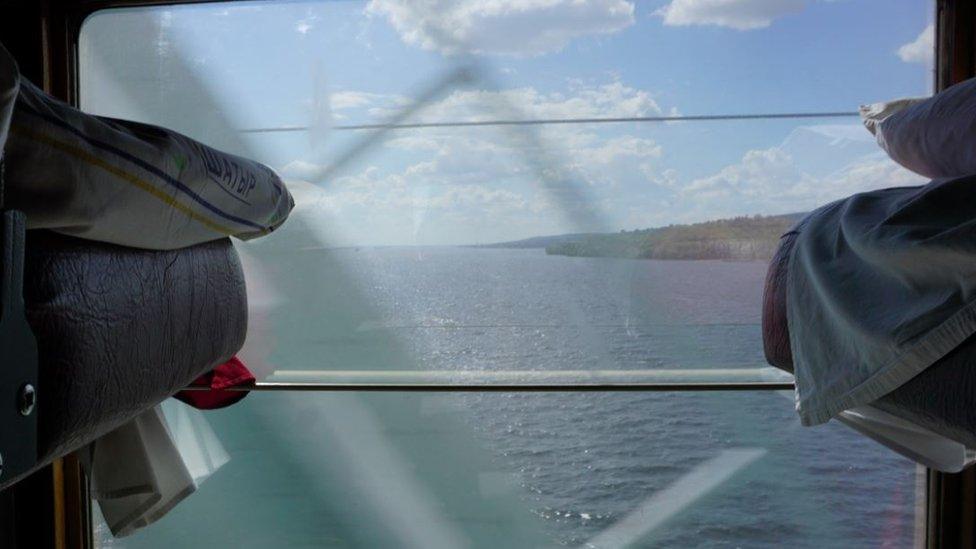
[174,356,255,410]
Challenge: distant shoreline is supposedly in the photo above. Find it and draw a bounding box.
[477,213,803,262]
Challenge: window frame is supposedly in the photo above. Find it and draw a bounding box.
[25,1,954,547]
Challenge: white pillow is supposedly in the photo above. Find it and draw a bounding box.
[4,78,295,250]
[860,77,976,179]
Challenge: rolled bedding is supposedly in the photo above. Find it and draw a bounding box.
[762,178,976,446]
[861,77,976,181]
[0,42,293,250]
[0,42,285,489]
[0,231,249,490]
[761,77,976,440]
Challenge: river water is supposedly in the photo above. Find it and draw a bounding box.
[103,247,917,548]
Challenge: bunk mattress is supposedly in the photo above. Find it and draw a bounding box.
[763,229,976,448]
[2,231,248,490]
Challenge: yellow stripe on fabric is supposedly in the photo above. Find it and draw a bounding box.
[8,123,238,236]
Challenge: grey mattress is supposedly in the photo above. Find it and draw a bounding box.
[1,231,247,489]
[763,229,976,448]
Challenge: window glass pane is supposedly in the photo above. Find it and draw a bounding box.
[93,392,918,548]
[79,0,933,384]
[78,2,931,547]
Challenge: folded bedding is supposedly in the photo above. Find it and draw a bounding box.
[762,179,976,444]
[862,77,976,180]
[0,41,293,251]
[0,41,289,489]
[761,78,976,448]
[0,231,248,490]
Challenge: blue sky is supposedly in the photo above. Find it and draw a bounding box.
[81,0,934,246]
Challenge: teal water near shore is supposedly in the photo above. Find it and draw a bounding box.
[104,247,916,548]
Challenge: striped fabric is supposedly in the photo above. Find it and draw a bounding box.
[0,41,292,250]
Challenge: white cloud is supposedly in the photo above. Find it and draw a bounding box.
[280,160,328,181]
[284,161,496,212]
[684,147,802,199]
[373,81,663,124]
[287,81,928,244]
[790,124,874,145]
[287,80,668,187]
[321,81,662,129]
[281,119,926,245]
[656,0,806,30]
[277,81,672,244]
[680,142,926,216]
[578,136,662,165]
[365,0,636,55]
[377,81,666,187]
[383,135,442,151]
[676,122,923,217]
[295,11,318,34]
[826,156,926,193]
[330,91,405,111]
[424,184,528,211]
[897,23,934,64]
[283,70,931,245]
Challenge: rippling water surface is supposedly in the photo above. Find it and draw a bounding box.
[348,248,915,547]
[104,247,917,548]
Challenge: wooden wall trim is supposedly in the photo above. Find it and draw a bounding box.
[937,0,976,90]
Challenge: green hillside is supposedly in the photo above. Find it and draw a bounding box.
[544,214,799,261]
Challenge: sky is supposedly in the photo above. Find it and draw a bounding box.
[80,0,935,246]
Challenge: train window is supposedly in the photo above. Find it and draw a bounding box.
[80,1,933,546]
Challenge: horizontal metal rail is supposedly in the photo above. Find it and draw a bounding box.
[182,381,796,392]
[239,111,860,134]
[183,369,796,392]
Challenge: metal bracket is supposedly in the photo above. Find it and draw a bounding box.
[0,210,37,482]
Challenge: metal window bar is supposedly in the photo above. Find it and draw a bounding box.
[182,369,797,392]
[239,111,862,134]
[181,381,796,392]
